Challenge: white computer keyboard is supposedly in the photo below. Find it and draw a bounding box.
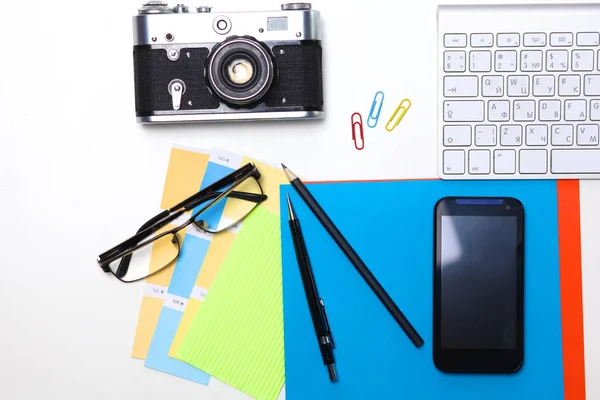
[438,3,600,180]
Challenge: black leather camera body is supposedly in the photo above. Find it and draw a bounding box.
[132,2,323,124]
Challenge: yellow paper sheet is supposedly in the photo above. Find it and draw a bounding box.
[131,146,209,359]
[169,158,285,357]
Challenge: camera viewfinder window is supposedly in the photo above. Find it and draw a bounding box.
[267,17,288,31]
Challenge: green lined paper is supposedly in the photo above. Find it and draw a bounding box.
[176,206,284,400]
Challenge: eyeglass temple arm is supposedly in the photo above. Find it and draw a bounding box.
[179,189,266,212]
[204,191,267,205]
[170,163,257,212]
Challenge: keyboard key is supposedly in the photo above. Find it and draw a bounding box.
[495,50,517,72]
[577,124,600,145]
[584,75,600,95]
[475,125,497,146]
[444,76,478,97]
[523,33,547,47]
[521,50,543,72]
[471,33,493,47]
[547,50,568,71]
[444,100,485,122]
[481,75,504,97]
[514,100,536,121]
[470,51,492,72]
[558,75,581,96]
[500,125,522,146]
[551,124,574,145]
[551,149,600,173]
[577,32,600,46]
[443,150,465,174]
[468,150,490,174]
[572,50,594,71]
[443,125,471,146]
[565,100,587,121]
[591,100,600,120]
[550,32,573,47]
[520,150,548,174]
[488,100,510,121]
[525,125,548,146]
[507,75,529,97]
[444,33,467,48]
[497,33,520,47]
[533,75,555,96]
[494,150,516,174]
[444,51,466,72]
[539,100,561,121]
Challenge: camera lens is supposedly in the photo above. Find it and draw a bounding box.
[226,58,254,85]
[207,36,275,106]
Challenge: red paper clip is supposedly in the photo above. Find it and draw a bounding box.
[351,112,364,150]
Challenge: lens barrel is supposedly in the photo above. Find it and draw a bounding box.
[207,36,276,106]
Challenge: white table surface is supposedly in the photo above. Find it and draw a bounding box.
[1,0,598,398]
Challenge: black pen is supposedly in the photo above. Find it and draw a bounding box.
[282,164,424,348]
[286,194,338,382]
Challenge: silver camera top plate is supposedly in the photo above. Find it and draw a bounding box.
[133,2,321,46]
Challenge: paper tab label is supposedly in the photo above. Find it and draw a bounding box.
[218,216,243,234]
[143,284,167,299]
[192,286,209,301]
[186,225,214,241]
[210,148,243,168]
[164,293,187,311]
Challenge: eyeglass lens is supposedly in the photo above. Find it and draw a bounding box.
[108,230,181,283]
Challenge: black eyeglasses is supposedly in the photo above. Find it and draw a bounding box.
[97,163,266,283]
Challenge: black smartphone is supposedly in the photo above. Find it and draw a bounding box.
[433,197,524,373]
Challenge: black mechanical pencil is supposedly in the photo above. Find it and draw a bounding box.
[286,194,338,382]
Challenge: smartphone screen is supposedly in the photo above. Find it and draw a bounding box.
[434,197,524,373]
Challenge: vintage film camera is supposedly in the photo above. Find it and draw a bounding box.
[132,2,323,124]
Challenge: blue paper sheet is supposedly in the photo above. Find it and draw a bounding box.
[281,180,563,400]
[144,159,235,384]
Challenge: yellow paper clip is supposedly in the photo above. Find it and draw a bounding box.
[385,98,412,132]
